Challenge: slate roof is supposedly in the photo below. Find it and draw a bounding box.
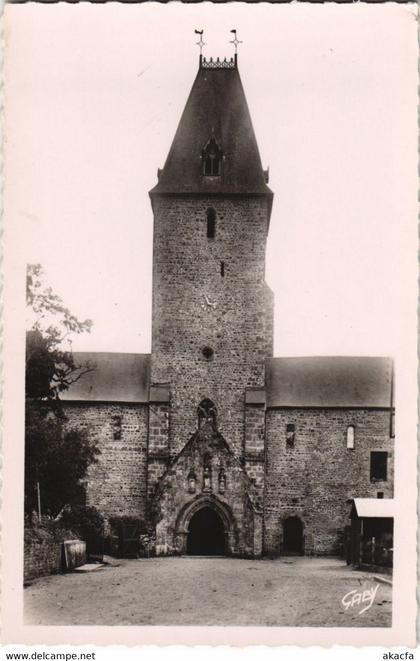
[61,353,392,408]
[351,498,395,519]
[60,352,150,403]
[150,58,272,198]
[266,356,393,408]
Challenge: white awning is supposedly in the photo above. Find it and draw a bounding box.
[352,498,395,518]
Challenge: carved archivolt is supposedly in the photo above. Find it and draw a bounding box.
[175,494,236,536]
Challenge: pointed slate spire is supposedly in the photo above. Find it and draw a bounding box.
[150,59,272,198]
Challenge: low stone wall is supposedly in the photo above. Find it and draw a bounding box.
[24,525,76,583]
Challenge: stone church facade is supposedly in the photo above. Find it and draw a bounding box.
[62,54,394,557]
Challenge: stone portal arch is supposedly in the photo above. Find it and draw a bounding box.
[175,495,236,555]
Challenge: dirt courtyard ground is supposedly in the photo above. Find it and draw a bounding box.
[24,556,392,627]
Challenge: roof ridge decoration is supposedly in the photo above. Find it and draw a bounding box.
[194,29,206,55]
[201,56,236,70]
[229,29,243,54]
[195,29,242,69]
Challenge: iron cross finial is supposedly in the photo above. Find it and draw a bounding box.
[194,29,206,55]
[229,29,243,54]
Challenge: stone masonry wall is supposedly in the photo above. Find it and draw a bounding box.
[147,402,170,502]
[63,403,149,520]
[264,283,274,359]
[244,403,265,509]
[264,408,394,556]
[245,405,265,455]
[151,195,271,459]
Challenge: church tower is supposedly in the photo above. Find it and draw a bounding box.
[61,42,395,562]
[147,48,274,556]
[55,38,395,564]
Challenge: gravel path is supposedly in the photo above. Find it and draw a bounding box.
[24,556,392,627]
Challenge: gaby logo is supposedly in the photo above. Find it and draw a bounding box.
[341,582,379,615]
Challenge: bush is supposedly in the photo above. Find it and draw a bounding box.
[25,402,100,517]
[24,518,78,546]
[60,505,104,539]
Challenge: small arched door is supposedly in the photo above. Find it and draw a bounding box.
[283,516,303,554]
[187,506,226,556]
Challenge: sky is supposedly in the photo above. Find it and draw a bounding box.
[5,2,418,358]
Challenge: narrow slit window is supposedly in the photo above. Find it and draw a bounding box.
[206,208,216,239]
[286,423,295,447]
[346,425,355,450]
[390,409,395,439]
[370,451,388,482]
[111,415,122,440]
[220,261,225,277]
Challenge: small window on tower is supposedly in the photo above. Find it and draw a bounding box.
[206,208,216,239]
[111,415,122,440]
[202,136,222,176]
[346,425,355,450]
[286,423,295,448]
[202,345,214,360]
[390,409,395,439]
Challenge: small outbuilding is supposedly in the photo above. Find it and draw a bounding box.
[347,498,394,571]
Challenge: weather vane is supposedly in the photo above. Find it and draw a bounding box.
[194,29,206,55]
[229,29,243,54]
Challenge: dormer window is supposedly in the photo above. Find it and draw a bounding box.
[202,137,222,176]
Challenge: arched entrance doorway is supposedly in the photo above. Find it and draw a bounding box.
[187,506,226,556]
[283,516,303,554]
